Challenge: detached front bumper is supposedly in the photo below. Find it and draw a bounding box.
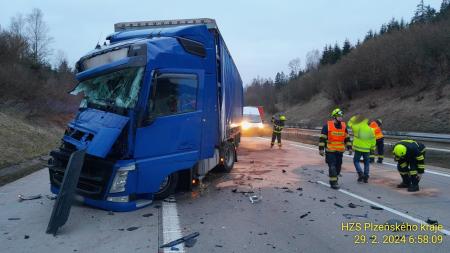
[49,150,152,212]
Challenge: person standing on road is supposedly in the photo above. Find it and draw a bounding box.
[271,114,286,148]
[348,115,376,183]
[319,108,352,190]
[392,140,426,192]
[369,119,384,163]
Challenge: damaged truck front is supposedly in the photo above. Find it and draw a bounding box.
[48,18,243,212]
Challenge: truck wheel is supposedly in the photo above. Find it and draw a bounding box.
[220,142,236,173]
[154,172,179,200]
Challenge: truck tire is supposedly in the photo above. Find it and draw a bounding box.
[154,172,179,200]
[220,142,236,173]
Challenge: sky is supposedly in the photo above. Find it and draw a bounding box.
[0,0,444,85]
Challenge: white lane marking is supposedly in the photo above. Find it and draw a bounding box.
[317,181,450,236]
[162,196,185,253]
[256,137,450,178]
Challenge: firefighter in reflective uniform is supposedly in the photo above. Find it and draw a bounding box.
[319,108,352,189]
[348,115,376,183]
[369,119,384,163]
[393,140,426,192]
[271,115,286,148]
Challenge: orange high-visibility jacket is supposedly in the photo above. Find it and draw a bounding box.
[327,120,347,152]
[370,121,384,140]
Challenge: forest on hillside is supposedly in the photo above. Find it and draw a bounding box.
[245,0,450,116]
[0,8,78,119]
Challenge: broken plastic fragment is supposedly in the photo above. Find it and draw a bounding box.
[249,195,262,203]
[18,194,42,202]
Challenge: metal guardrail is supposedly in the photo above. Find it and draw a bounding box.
[283,126,450,144]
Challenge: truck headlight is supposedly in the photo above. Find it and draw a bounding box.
[110,164,135,193]
[258,123,264,129]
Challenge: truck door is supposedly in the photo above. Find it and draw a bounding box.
[134,69,204,192]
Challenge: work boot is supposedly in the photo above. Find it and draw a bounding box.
[377,158,383,164]
[330,181,340,190]
[357,172,364,183]
[408,184,419,192]
[408,176,420,192]
[270,143,274,148]
[370,158,375,163]
[363,175,369,183]
[397,175,410,188]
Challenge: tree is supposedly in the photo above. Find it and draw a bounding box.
[305,49,320,71]
[412,0,436,23]
[10,13,26,37]
[26,8,53,64]
[331,43,342,64]
[342,39,352,56]
[288,57,301,78]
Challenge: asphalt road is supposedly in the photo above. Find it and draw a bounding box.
[1,137,449,253]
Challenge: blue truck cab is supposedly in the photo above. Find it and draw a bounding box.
[48,19,243,211]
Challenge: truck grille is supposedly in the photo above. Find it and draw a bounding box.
[48,147,114,200]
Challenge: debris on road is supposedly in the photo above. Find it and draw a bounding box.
[348,203,357,208]
[296,187,303,191]
[254,177,264,180]
[24,235,30,239]
[184,238,197,248]
[142,213,153,217]
[334,203,344,208]
[249,195,262,203]
[426,218,438,225]
[45,195,57,200]
[319,199,326,202]
[215,245,223,248]
[300,212,311,219]
[126,226,139,231]
[8,218,21,220]
[285,190,294,193]
[282,169,287,173]
[18,194,42,202]
[232,188,254,194]
[370,205,384,211]
[342,213,368,219]
[160,232,200,248]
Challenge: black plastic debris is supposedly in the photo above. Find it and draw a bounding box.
[348,203,357,208]
[285,190,294,193]
[254,177,264,180]
[127,226,139,231]
[184,238,197,248]
[320,199,326,202]
[281,187,289,190]
[46,149,86,236]
[282,169,287,173]
[334,203,344,208]
[296,187,303,191]
[45,195,57,200]
[342,213,368,219]
[8,218,21,221]
[160,232,200,248]
[370,205,384,211]
[426,219,438,225]
[300,212,311,219]
[215,245,223,248]
[24,235,30,239]
[18,194,42,202]
[142,213,153,217]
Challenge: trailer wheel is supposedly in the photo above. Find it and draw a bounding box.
[220,142,236,173]
[154,172,179,200]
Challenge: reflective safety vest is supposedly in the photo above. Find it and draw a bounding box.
[370,121,384,140]
[327,120,347,152]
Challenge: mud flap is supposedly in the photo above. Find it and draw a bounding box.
[46,149,86,235]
